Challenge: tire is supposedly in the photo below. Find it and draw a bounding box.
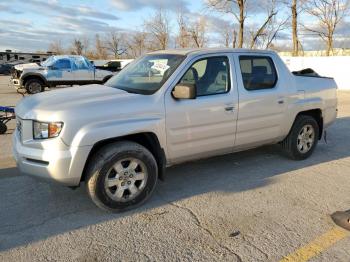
[0,122,7,135]
[25,78,44,94]
[281,115,319,160]
[85,141,158,212]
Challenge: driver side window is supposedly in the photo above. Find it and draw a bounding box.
[54,59,71,70]
[179,56,230,96]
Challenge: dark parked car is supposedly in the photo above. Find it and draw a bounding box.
[0,64,12,75]
[93,59,133,72]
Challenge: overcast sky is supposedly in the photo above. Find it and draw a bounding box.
[0,0,349,52]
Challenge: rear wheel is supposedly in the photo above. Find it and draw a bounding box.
[85,141,158,212]
[281,115,319,160]
[25,78,44,94]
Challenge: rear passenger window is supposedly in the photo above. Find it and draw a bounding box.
[179,56,230,96]
[239,56,277,91]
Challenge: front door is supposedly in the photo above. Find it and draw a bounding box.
[47,58,74,83]
[165,55,238,164]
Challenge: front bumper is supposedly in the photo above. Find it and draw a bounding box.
[12,129,92,186]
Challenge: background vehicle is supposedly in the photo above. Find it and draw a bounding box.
[11,55,114,94]
[13,48,338,211]
[93,59,133,72]
[0,64,12,75]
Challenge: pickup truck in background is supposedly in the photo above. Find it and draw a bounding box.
[13,48,338,211]
[11,55,114,94]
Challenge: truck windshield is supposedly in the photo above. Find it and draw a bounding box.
[41,56,56,67]
[106,54,185,95]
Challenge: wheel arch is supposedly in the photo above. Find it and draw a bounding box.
[22,73,47,87]
[81,132,166,183]
[294,109,323,140]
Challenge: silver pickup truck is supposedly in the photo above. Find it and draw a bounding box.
[11,55,114,94]
[13,49,337,211]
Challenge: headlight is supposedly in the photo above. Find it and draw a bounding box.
[33,121,63,139]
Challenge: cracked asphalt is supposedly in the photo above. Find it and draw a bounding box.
[0,76,350,261]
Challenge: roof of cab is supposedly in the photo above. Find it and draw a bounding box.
[51,55,86,60]
[149,48,277,56]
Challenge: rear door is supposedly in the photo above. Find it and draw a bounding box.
[165,54,239,164]
[233,54,287,149]
[72,57,94,84]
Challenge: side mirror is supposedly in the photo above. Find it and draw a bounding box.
[172,84,196,99]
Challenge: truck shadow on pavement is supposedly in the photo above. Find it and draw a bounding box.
[0,117,349,252]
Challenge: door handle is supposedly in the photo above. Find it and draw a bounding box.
[225,106,235,112]
[277,97,285,104]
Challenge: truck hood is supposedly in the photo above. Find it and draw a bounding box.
[15,84,138,120]
[14,63,42,71]
[15,84,163,146]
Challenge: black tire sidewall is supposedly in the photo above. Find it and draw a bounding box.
[92,147,158,211]
[25,79,44,94]
[290,116,319,160]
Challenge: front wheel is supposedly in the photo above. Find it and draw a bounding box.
[85,141,158,212]
[25,79,44,94]
[281,115,319,160]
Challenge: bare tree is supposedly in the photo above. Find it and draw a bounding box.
[218,21,237,48]
[144,9,170,50]
[207,0,247,48]
[189,16,208,48]
[250,15,278,48]
[231,30,238,48]
[71,39,84,55]
[48,40,64,54]
[243,0,291,50]
[95,34,108,59]
[82,36,90,56]
[257,14,289,49]
[127,31,147,58]
[106,31,127,58]
[176,11,191,48]
[281,0,306,56]
[305,0,349,56]
[222,26,232,47]
[291,0,300,55]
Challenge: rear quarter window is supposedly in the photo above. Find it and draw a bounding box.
[239,56,277,91]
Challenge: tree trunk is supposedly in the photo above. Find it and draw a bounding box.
[292,0,299,56]
[327,35,333,56]
[238,0,245,48]
[232,30,237,48]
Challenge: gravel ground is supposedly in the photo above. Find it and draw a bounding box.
[0,76,349,261]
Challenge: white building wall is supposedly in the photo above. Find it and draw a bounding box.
[281,56,350,90]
